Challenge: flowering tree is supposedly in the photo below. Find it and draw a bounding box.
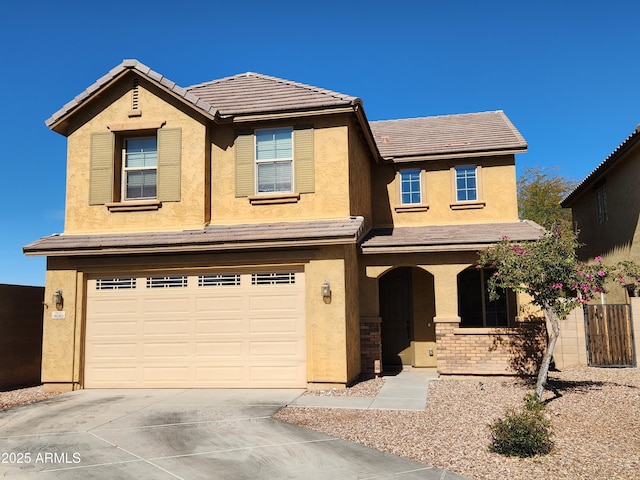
[478,231,640,399]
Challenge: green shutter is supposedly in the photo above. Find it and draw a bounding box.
[235,131,255,197]
[89,132,114,205]
[294,126,314,193]
[157,128,181,202]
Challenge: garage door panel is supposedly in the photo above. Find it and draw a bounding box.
[143,319,191,336]
[195,341,245,359]
[143,342,191,359]
[195,319,246,334]
[90,320,140,337]
[86,271,306,388]
[90,342,140,360]
[142,297,191,313]
[91,298,140,315]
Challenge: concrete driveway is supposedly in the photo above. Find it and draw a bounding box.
[0,389,470,479]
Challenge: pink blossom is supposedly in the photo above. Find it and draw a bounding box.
[594,256,603,262]
[597,270,606,277]
[511,245,526,255]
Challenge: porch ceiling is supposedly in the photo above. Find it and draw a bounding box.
[359,220,545,254]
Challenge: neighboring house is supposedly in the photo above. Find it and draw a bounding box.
[561,125,640,303]
[24,60,543,391]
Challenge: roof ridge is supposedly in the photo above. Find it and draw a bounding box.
[187,71,359,103]
[370,110,504,124]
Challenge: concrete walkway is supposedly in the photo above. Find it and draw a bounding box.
[290,368,438,411]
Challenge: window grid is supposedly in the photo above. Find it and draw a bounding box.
[400,169,422,204]
[95,277,137,290]
[455,166,477,202]
[255,128,293,194]
[198,274,241,287]
[251,272,296,285]
[124,137,157,200]
[146,276,188,288]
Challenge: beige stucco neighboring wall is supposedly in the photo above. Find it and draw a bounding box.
[371,155,518,227]
[209,115,354,225]
[347,117,373,228]
[568,143,640,303]
[63,75,209,234]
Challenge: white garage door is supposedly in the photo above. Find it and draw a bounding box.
[85,271,306,388]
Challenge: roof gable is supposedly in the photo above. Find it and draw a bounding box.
[562,127,640,206]
[370,110,527,161]
[46,60,219,135]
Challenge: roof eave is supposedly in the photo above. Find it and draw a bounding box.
[382,146,527,163]
[562,129,640,207]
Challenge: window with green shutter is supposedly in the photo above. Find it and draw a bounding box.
[89,127,181,206]
[234,126,314,198]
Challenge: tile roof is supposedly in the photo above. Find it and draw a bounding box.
[370,111,527,161]
[186,72,361,117]
[360,221,545,253]
[562,126,640,206]
[24,217,367,256]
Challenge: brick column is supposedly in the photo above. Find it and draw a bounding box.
[360,317,382,376]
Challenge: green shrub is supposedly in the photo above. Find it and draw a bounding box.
[488,393,553,457]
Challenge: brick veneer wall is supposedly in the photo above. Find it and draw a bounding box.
[360,317,382,376]
[436,320,547,376]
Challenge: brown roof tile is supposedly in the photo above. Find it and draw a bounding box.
[370,111,527,161]
[185,72,360,117]
[360,221,544,253]
[24,217,367,256]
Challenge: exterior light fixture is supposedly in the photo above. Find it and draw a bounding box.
[53,289,63,308]
[321,281,331,299]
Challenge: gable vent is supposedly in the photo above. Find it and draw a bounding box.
[132,77,139,110]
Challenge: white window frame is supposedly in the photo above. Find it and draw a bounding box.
[455,165,478,202]
[450,165,485,209]
[254,127,294,194]
[399,169,422,205]
[122,136,158,201]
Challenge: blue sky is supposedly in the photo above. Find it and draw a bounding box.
[2,1,639,286]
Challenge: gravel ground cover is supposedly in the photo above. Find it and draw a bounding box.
[0,385,61,411]
[304,377,385,397]
[276,367,640,480]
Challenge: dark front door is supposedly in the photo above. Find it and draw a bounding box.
[379,267,413,369]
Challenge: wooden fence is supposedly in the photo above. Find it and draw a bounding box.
[584,304,636,367]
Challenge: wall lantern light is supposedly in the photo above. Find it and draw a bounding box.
[53,289,64,308]
[321,280,331,299]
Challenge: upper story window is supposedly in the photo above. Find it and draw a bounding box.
[235,126,314,203]
[400,169,422,205]
[89,125,181,210]
[455,166,477,202]
[123,137,158,200]
[596,183,608,224]
[255,128,293,194]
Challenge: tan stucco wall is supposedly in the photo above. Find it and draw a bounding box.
[347,117,373,228]
[371,155,518,227]
[209,115,355,225]
[0,284,44,388]
[64,74,209,234]
[40,245,359,390]
[41,260,83,391]
[360,252,476,369]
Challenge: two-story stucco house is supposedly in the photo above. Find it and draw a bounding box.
[25,60,544,391]
[562,126,640,303]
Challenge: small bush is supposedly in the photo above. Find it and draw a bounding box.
[488,393,553,457]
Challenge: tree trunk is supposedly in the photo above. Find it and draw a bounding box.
[535,306,560,399]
